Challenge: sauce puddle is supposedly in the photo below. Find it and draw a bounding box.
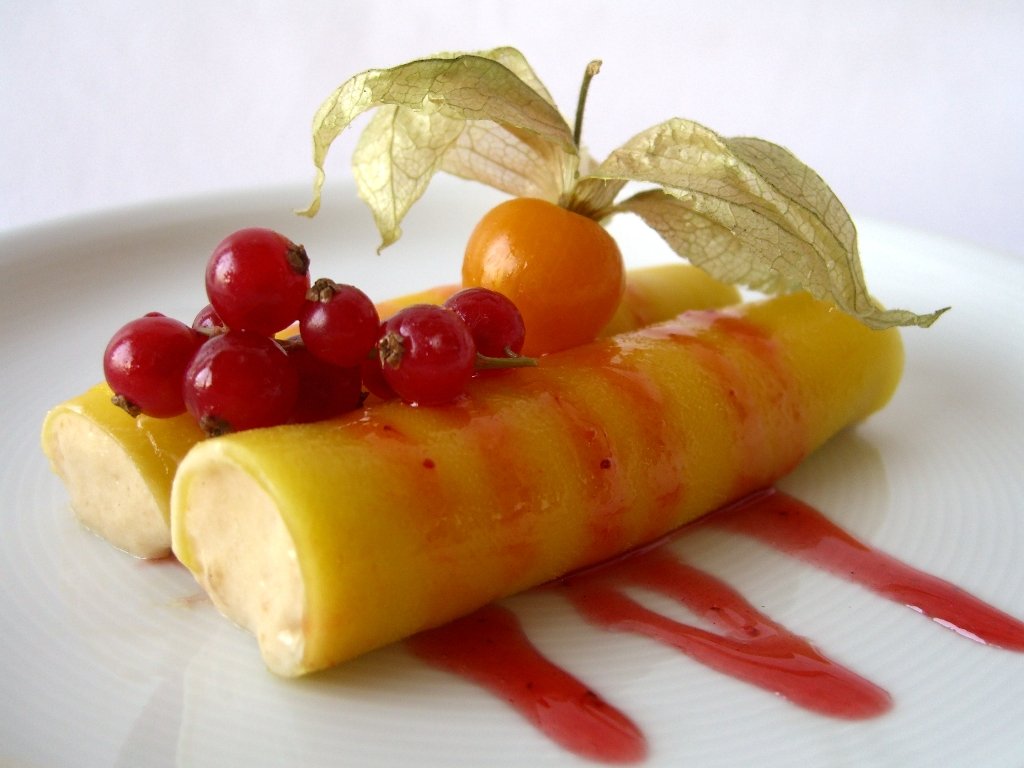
[406,489,1024,764]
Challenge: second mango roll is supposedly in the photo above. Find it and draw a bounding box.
[171,292,903,676]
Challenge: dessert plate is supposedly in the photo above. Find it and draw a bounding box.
[2,179,1022,767]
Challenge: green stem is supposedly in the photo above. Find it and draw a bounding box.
[573,59,602,149]
[474,351,538,371]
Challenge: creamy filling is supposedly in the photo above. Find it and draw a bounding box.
[45,411,170,558]
[177,460,307,676]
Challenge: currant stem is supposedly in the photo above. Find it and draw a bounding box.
[474,352,537,371]
[573,59,602,149]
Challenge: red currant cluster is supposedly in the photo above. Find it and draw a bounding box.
[102,228,531,436]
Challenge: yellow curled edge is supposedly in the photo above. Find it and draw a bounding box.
[40,264,740,558]
[170,292,903,676]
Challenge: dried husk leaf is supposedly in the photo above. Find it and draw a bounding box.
[611,188,812,290]
[438,122,572,203]
[297,49,576,250]
[352,107,464,251]
[593,118,946,329]
[566,176,628,218]
[303,49,944,328]
[481,46,558,107]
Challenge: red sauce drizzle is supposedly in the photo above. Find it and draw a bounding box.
[541,345,686,555]
[406,490,1024,763]
[559,548,891,719]
[406,603,647,764]
[705,489,1024,650]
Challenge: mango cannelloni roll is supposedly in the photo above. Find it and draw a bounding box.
[170,292,903,676]
[41,264,739,558]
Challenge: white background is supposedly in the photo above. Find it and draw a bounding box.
[2,1,1022,258]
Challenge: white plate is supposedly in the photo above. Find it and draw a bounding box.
[2,179,1022,767]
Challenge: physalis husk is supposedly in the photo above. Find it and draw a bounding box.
[298,47,946,329]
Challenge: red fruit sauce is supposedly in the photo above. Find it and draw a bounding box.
[406,489,1024,764]
[406,603,647,764]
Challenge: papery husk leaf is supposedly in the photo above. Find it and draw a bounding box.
[567,176,628,218]
[438,122,571,203]
[612,188,812,290]
[481,46,558,108]
[352,107,465,251]
[434,48,574,201]
[298,50,575,232]
[595,118,946,329]
[432,47,573,200]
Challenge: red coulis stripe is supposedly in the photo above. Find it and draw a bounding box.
[405,489,1024,763]
[706,489,1024,651]
[406,603,647,764]
[559,547,892,719]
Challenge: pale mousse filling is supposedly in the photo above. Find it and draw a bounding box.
[44,411,170,559]
[174,459,307,676]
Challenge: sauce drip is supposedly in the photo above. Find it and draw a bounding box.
[407,490,1024,763]
[705,489,1024,650]
[560,548,891,719]
[406,603,647,764]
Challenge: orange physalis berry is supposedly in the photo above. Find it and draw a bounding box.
[462,197,625,356]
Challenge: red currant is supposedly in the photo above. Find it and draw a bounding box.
[444,287,526,357]
[378,305,476,406]
[183,331,299,435]
[282,338,364,423]
[192,303,226,336]
[103,313,203,418]
[205,228,310,335]
[299,279,380,367]
[360,345,396,401]
[359,321,396,400]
